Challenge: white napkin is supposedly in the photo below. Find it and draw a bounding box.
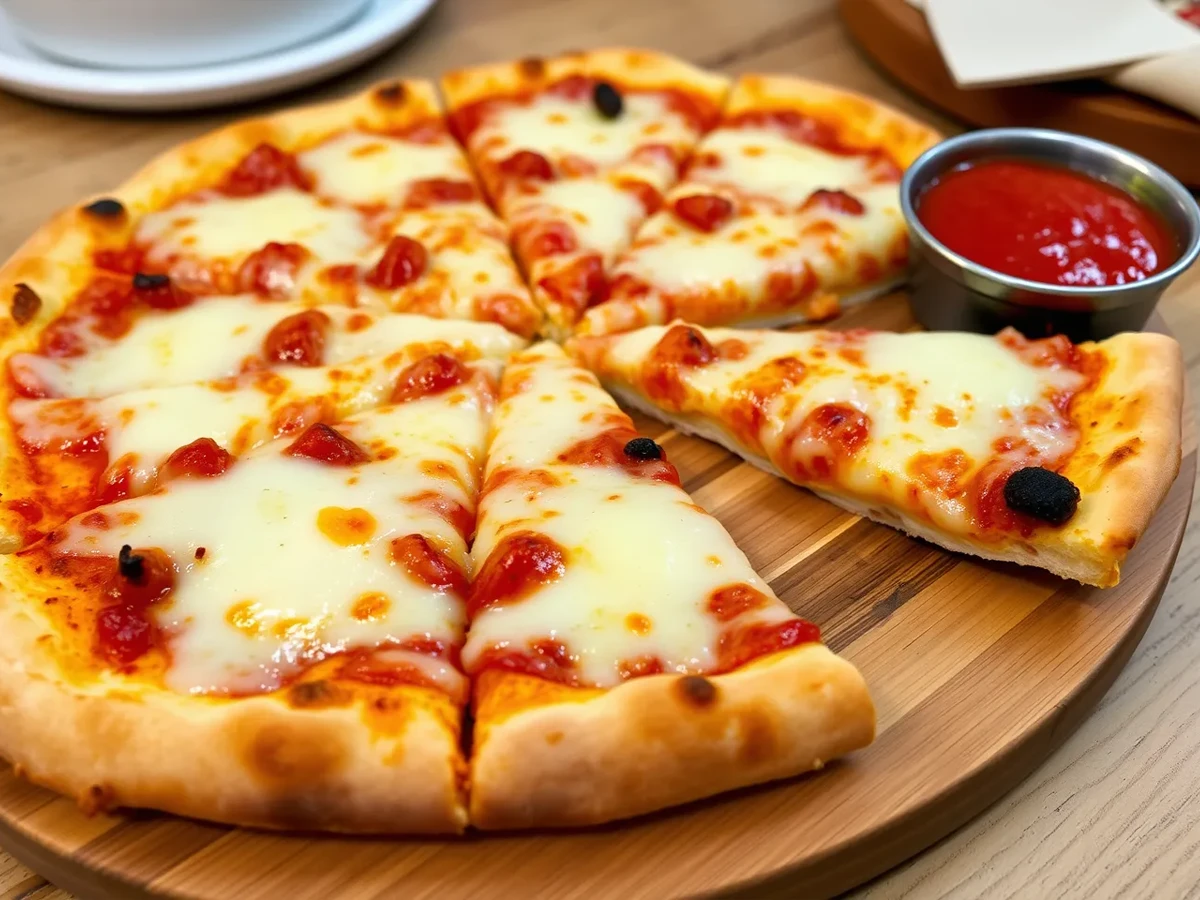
[907,0,1200,121]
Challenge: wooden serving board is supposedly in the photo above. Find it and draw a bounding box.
[839,0,1200,188]
[0,295,1193,900]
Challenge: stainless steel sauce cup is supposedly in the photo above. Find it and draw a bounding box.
[900,128,1200,342]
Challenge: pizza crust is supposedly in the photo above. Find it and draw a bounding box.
[440,47,730,111]
[594,330,1184,587]
[468,643,874,830]
[0,562,469,834]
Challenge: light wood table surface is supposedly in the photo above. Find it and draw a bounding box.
[0,1,1197,897]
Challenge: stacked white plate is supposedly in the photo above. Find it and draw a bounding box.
[0,0,439,111]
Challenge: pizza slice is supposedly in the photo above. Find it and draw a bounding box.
[572,323,1184,587]
[576,76,940,336]
[15,80,539,336]
[0,359,496,832]
[442,49,729,339]
[462,342,874,829]
[0,350,495,551]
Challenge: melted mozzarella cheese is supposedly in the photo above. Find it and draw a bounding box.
[511,179,646,265]
[300,132,475,208]
[463,343,795,689]
[53,394,489,697]
[137,188,371,263]
[9,352,449,492]
[9,301,525,398]
[593,326,1089,533]
[478,93,690,168]
[692,127,884,208]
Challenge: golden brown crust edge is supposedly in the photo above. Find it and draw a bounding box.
[0,576,469,834]
[468,643,875,830]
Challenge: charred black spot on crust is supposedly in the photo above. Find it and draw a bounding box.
[518,57,546,79]
[117,544,144,581]
[624,437,663,461]
[11,283,41,325]
[288,680,350,709]
[82,197,125,219]
[374,81,406,105]
[132,272,170,291]
[1003,466,1080,525]
[677,675,718,707]
[592,81,623,119]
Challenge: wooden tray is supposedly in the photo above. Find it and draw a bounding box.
[839,0,1200,188]
[0,295,1193,900]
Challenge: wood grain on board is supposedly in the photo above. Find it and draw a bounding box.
[0,1,1196,898]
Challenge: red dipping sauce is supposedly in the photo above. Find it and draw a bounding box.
[917,159,1175,287]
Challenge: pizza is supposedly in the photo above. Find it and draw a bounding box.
[0,47,1185,836]
[575,76,941,336]
[571,322,1184,587]
[10,78,540,339]
[462,343,873,828]
[442,49,729,339]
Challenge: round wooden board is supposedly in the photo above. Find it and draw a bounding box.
[0,296,1193,900]
[838,0,1200,189]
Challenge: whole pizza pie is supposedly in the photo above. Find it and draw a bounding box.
[0,48,1183,834]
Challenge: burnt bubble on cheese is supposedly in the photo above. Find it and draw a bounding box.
[1002,466,1080,525]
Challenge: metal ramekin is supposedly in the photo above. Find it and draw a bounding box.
[900,128,1200,341]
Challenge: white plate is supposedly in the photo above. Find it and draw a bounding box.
[0,0,439,112]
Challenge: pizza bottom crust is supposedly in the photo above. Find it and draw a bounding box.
[468,643,874,830]
[0,589,469,834]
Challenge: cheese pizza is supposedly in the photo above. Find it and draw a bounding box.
[8,79,540,338]
[572,323,1183,587]
[463,343,873,827]
[442,49,729,339]
[0,361,497,832]
[576,76,940,336]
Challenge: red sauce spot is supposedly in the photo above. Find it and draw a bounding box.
[403,177,478,209]
[390,534,468,596]
[536,253,607,314]
[725,356,807,449]
[556,427,681,486]
[365,235,428,290]
[407,490,475,541]
[481,465,561,496]
[707,583,771,623]
[617,656,666,680]
[37,321,86,359]
[471,637,577,683]
[5,499,43,524]
[643,324,744,408]
[219,143,312,197]
[672,193,734,232]
[918,159,1174,287]
[802,188,865,216]
[786,403,871,481]
[93,246,144,275]
[236,242,310,298]
[284,423,369,466]
[468,531,567,617]
[717,618,821,673]
[390,352,469,403]
[94,547,175,667]
[498,149,555,182]
[161,437,233,481]
[132,276,193,311]
[618,178,663,216]
[262,310,330,367]
[513,219,577,261]
[94,464,133,506]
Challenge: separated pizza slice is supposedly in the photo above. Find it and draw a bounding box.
[0,349,491,551]
[8,79,539,336]
[572,323,1183,587]
[462,342,873,829]
[0,359,497,832]
[442,49,729,339]
[576,76,940,336]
